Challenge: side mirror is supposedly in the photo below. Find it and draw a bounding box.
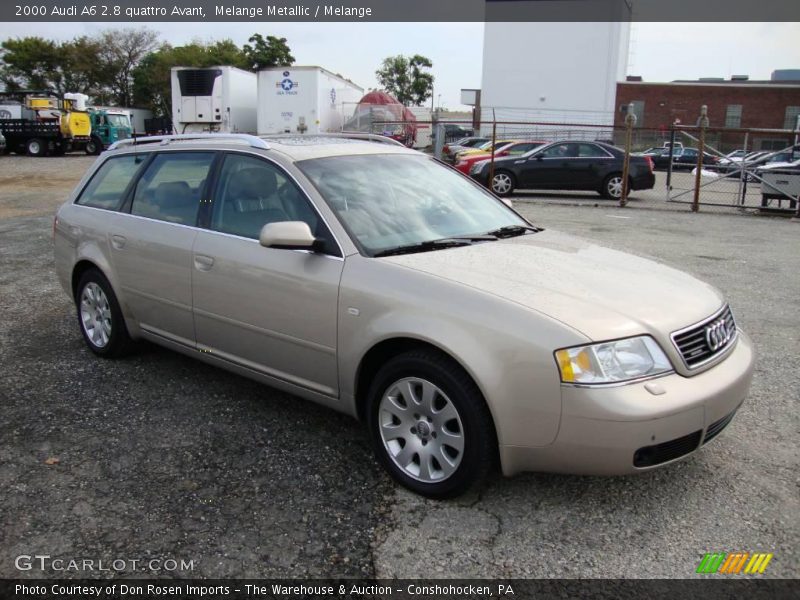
[498,150,509,157]
[531,154,543,161]
[259,221,321,251]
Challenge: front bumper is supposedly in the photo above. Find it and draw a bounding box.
[500,330,754,476]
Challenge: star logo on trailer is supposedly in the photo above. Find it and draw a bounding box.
[281,79,295,91]
[330,88,336,105]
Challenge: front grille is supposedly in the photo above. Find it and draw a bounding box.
[703,409,738,445]
[672,305,737,369]
[633,430,702,468]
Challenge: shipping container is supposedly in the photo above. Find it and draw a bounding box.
[257,66,363,135]
[171,66,257,134]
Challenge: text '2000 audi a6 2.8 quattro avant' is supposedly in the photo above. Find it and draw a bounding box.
[54,133,754,498]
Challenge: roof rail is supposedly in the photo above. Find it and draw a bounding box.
[326,132,408,147]
[109,133,270,151]
[262,132,407,147]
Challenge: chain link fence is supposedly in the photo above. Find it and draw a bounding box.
[360,113,800,218]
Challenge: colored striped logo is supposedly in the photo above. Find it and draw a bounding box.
[697,552,773,574]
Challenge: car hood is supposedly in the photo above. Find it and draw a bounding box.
[381,230,724,341]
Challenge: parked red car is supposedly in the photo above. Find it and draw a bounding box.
[453,141,546,174]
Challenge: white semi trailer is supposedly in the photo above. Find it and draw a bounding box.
[257,66,363,135]
[171,66,257,134]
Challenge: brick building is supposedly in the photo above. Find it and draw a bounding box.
[615,78,800,151]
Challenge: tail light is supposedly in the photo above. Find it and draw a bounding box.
[646,156,654,172]
[443,145,450,154]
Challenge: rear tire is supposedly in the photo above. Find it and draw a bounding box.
[367,349,496,498]
[601,173,627,200]
[75,269,134,358]
[26,138,46,157]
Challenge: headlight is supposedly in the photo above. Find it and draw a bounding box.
[555,336,673,385]
[471,159,490,174]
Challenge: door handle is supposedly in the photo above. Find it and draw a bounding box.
[110,234,126,249]
[194,255,215,271]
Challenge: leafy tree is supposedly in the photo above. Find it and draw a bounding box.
[375,54,434,106]
[242,34,295,70]
[0,37,63,92]
[95,28,159,106]
[132,40,250,116]
[0,36,109,98]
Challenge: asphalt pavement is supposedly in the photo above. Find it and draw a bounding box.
[0,156,797,579]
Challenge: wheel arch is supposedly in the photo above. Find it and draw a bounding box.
[353,337,496,435]
[70,256,141,339]
[71,259,104,299]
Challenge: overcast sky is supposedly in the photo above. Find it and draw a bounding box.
[1,22,798,109]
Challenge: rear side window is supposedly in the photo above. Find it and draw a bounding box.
[131,152,215,226]
[76,155,142,210]
[578,144,611,158]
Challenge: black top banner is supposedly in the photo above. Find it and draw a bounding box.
[2,0,800,22]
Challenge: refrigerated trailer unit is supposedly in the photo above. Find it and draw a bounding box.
[257,66,364,135]
[171,66,257,134]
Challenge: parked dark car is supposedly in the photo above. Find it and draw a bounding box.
[471,141,655,199]
[673,148,720,170]
[435,123,474,144]
[649,147,717,171]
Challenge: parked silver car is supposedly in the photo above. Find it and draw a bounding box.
[54,133,754,498]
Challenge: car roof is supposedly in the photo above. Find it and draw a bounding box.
[106,133,418,162]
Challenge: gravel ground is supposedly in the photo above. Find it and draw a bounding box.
[0,155,797,579]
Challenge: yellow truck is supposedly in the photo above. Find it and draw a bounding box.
[0,92,91,156]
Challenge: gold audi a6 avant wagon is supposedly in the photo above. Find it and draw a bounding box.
[54,133,754,498]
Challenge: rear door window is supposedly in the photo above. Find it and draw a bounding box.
[130,152,215,226]
[75,155,144,210]
[578,144,612,158]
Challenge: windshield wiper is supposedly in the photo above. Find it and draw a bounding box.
[374,237,485,258]
[485,224,543,238]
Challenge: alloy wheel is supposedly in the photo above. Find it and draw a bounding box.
[492,173,513,195]
[607,176,624,199]
[80,282,112,348]
[378,377,465,483]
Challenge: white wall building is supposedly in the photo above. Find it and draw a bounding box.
[480,20,630,125]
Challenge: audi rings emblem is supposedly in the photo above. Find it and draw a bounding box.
[705,318,732,352]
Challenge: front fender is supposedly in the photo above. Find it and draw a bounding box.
[337,255,587,448]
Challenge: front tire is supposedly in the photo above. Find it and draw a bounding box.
[85,136,103,155]
[490,171,516,197]
[75,269,133,358]
[367,349,496,498]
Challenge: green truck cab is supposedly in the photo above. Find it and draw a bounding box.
[85,109,133,155]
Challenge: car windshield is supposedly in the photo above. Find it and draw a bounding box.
[298,154,530,257]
